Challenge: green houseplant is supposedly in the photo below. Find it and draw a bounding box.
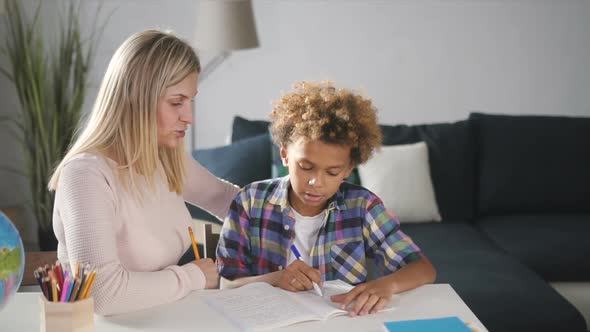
[0,0,104,250]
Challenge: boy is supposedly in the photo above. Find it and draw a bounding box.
[216,81,436,316]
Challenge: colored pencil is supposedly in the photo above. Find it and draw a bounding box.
[188,226,201,260]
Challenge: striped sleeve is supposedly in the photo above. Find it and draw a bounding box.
[363,196,422,274]
[216,189,253,279]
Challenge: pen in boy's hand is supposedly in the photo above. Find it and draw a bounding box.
[290,244,323,296]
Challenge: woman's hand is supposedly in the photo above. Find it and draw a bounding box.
[330,278,395,316]
[192,258,219,289]
[277,260,322,292]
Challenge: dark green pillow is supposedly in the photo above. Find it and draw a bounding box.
[231,116,269,142]
[194,133,271,186]
[186,133,272,223]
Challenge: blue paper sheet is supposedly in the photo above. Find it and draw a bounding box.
[384,316,472,332]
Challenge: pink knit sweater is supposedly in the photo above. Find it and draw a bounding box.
[52,152,239,315]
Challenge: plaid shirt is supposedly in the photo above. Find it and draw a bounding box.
[216,176,422,284]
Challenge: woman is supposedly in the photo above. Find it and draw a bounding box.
[48,30,239,315]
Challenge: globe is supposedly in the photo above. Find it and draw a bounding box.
[0,211,25,311]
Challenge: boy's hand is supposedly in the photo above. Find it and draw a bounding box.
[330,278,395,316]
[192,258,219,289]
[277,260,322,292]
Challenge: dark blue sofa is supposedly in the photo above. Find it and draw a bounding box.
[187,112,590,332]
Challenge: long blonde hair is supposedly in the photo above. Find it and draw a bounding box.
[48,30,200,197]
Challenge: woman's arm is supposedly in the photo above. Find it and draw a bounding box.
[182,153,240,220]
[57,157,206,316]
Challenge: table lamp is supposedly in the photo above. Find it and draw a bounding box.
[191,0,259,151]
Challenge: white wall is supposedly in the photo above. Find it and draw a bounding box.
[1,0,590,245]
[195,0,590,148]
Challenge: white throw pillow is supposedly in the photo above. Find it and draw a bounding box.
[358,142,442,223]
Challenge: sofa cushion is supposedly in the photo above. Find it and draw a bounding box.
[470,113,590,216]
[186,133,272,223]
[380,121,476,222]
[476,214,590,281]
[402,222,498,254]
[358,142,442,223]
[231,116,269,142]
[403,223,587,332]
[233,116,476,222]
[193,133,271,186]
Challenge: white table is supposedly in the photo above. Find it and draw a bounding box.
[1,284,487,332]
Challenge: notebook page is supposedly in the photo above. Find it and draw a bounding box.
[203,282,319,331]
[286,280,352,319]
[287,279,398,320]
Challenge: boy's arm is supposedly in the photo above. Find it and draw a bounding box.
[216,190,254,280]
[331,255,435,316]
[374,255,435,293]
[331,196,436,315]
[364,198,425,273]
[365,197,436,286]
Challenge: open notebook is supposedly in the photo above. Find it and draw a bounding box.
[203,280,398,331]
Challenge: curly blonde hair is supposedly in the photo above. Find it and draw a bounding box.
[270,81,382,165]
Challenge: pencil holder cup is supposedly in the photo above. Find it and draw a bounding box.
[39,295,94,332]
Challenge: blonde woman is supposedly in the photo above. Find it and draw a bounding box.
[48,30,239,315]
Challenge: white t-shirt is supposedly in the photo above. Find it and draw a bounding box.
[287,207,327,265]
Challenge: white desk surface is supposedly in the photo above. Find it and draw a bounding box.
[1,284,487,332]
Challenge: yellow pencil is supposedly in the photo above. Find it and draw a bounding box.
[79,271,96,300]
[83,272,96,299]
[188,226,201,260]
[50,277,58,302]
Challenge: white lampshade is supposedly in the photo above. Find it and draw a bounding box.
[195,0,259,52]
